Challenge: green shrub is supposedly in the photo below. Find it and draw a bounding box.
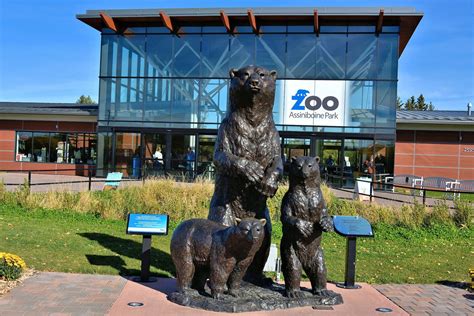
[0,252,26,281]
[426,200,452,227]
[453,200,473,228]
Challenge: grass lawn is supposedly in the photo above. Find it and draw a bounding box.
[1,203,472,284]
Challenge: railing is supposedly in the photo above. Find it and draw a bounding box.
[325,173,474,206]
[1,168,472,206]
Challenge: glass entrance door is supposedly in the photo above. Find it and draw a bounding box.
[281,137,311,176]
[143,133,167,177]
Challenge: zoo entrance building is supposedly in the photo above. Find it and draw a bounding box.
[21,7,427,185]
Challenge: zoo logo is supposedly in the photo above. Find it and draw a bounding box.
[291,89,339,111]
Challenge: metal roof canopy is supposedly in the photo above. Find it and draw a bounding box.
[76,7,423,57]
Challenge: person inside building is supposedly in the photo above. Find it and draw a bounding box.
[186,147,196,178]
[153,146,164,171]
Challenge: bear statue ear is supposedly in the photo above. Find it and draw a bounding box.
[235,218,241,225]
[259,218,267,226]
[269,70,277,80]
[291,156,297,163]
[229,68,239,79]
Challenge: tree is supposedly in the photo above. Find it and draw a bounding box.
[427,102,435,111]
[404,96,416,110]
[76,95,96,104]
[416,94,427,111]
[396,97,404,110]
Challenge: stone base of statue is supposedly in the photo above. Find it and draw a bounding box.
[167,281,343,313]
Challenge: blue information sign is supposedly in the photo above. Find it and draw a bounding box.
[126,213,169,235]
[333,216,373,237]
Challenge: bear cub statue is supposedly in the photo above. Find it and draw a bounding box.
[280,156,339,300]
[170,217,266,300]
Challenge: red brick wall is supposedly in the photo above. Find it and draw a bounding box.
[395,130,474,180]
[0,120,96,175]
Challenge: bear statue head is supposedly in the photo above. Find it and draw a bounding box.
[228,66,277,113]
[289,156,321,186]
[234,217,267,243]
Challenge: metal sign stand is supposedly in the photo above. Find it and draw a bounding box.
[337,236,361,289]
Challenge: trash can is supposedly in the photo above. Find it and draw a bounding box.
[132,156,141,179]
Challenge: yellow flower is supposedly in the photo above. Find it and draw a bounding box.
[0,252,27,269]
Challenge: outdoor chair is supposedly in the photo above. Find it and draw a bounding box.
[103,172,123,190]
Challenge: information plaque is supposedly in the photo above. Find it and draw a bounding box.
[333,215,373,237]
[127,214,169,236]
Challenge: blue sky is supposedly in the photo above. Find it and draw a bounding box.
[0,0,472,110]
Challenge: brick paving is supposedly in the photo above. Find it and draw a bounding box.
[0,272,126,316]
[1,272,473,315]
[374,284,474,316]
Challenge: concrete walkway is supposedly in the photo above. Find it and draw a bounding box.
[0,272,472,315]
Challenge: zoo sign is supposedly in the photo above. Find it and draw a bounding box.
[282,80,347,127]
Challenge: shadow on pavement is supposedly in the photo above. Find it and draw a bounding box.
[435,280,470,290]
[79,232,175,278]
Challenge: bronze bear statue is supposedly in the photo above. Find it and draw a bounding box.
[280,156,337,299]
[208,65,283,283]
[170,217,266,300]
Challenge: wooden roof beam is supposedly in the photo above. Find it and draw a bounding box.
[220,10,232,33]
[247,9,259,34]
[160,11,174,33]
[313,9,320,36]
[99,12,118,32]
[376,9,384,34]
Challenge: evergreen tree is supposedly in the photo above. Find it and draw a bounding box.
[416,94,427,111]
[396,96,404,110]
[428,102,435,111]
[76,95,96,104]
[404,96,416,110]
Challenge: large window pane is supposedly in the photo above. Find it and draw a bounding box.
[343,139,374,188]
[346,34,377,79]
[50,133,66,163]
[96,132,113,176]
[286,34,316,78]
[199,79,228,127]
[100,35,118,77]
[144,78,172,122]
[147,34,173,77]
[16,132,33,162]
[377,34,398,80]
[32,132,50,163]
[256,34,286,77]
[317,34,346,79]
[170,134,196,178]
[118,35,146,77]
[230,35,255,69]
[376,81,397,129]
[109,78,144,121]
[172,79,200,123]
[174,35,201,77]
[115,132,141,177]
[201,34,229,78]
[347,81,375,127]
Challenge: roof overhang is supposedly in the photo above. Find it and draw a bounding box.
[76,7,423,57]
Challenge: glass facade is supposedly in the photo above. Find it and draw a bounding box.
[97,24,399,183]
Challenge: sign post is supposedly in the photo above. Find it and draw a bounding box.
[333,215,374,289]
[126,213,169,282]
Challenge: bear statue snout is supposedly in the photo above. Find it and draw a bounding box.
[248,73,261,92]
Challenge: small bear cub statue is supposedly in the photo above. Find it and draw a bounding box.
[170,217,266,300]
[280,156,338,299]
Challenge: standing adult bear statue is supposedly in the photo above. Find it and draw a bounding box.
[208,65,283,284]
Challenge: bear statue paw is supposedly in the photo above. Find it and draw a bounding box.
[227,289,240,298]
[211,291,225,300]
[312,288,337,298]
[285,289,305,299]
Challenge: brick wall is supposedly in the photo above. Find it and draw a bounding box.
[395,130,474,180]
